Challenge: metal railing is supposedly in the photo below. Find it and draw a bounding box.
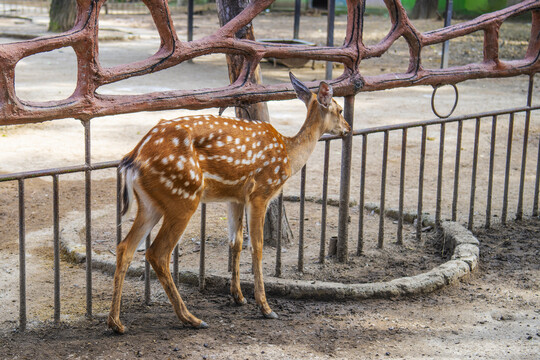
[0,0,214,16]
[1,80,538,331]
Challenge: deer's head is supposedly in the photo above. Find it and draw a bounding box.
[290,72,350,137]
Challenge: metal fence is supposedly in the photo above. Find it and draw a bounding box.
[0,0,214,16]
[1,75,538,330]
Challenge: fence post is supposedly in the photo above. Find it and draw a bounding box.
[83,120,92,319]
[337,95,355,263]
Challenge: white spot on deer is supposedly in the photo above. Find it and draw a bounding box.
[235,138,240,145]
[284,158,288,163]
[183,138,190,147]
[216,141,225,147]
[234,159,240,165]
[267,178,273,185]
[241,145,246,152]
[227,157,233,163]
[206,144,212,148]
[152,128,158,133]
[226,136,232,142]
[154,138,164,145]
[172,138,179,146]
[161,157,168,165]
[247,150,252,158]
[203,172,242,185]
[184,181,190,187]
[274,166,280,174]
[271,157,276,163]
[199,154,205,161]
[189,170,196,180]
[168,154,175,161]
[190,158,196,166]
[263,161,269,166]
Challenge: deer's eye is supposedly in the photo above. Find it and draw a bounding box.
[339,109,343,115]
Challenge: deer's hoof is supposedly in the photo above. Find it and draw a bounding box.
[107,315,125,334]
[263,311,278,320]
[196,321,209,329]
[232,295,247,306]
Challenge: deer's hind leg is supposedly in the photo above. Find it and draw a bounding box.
[146,204,207,329]
[228,202,246,305]
[108,192,162,334]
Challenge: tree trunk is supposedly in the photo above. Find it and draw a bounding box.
[49,0,77,32]
[411,0,439,19]
[216,0,293,247]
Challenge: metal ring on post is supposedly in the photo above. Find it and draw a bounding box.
[431,84,459,119]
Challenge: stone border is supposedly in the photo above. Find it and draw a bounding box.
[61,210,479,301]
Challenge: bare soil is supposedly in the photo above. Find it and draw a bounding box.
[0,10,539,359]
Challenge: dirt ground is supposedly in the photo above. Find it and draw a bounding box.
[0,9,539,359]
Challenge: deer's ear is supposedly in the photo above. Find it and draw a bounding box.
[317,82,333,107]
[290,72,312,105]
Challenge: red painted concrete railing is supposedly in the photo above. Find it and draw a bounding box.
[0,0,538,125]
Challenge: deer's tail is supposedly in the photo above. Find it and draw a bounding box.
[119,154,139,217]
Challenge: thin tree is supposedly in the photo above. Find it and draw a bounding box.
[411,0,439,19]
[49,0,78,32]
[216,0,293,247]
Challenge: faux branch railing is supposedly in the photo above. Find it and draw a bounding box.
[0,0,538,125]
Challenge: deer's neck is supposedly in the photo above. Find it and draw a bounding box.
[283,100,325,175]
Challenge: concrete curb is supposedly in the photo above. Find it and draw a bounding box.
[61,210,479,300]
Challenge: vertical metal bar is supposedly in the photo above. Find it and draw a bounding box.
[502,113,514,225]
[319,140,330,263]
[531,76,539,216]
[199,204,206,291]
[435,123,446,230]
[187,0,194,42]
[293,0,301,39]
[325,0,336,80]
[417,126,427,241]
[357,134,367,255]
[516,76,534,220]
[53,175,60,324]
[468,118,481,230]
[144,234,151,305]
[173,245,179,285]
[298,165,306,272]
[116,167,122,245]
[452,120,463,221]
[486,116,497,228]
[378,131,389,249]
[534,131,540,217]
[337,96,355,263]
[18,179,26,332]
[275,193,283,277]
[83,120,92,319]
[440,0,453,68]
[397,129,407,245]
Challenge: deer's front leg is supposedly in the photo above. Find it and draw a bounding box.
[228,202,246,305]
[247,200,278,319]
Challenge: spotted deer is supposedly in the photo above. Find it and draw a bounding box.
[107,73,350,333]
